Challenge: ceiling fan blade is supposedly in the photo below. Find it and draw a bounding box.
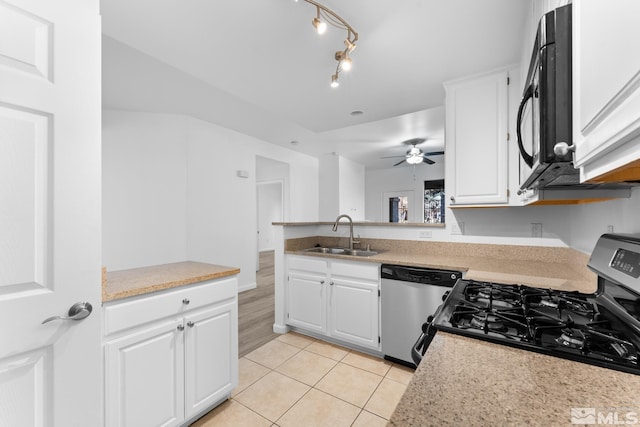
[421,156,436,165]
[380,155,407,159]
[393,159,407,166]
[422,151,445,156]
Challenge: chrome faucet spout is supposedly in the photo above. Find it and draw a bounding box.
[332,214,359,250]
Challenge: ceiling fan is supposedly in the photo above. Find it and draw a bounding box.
[381,138,444,166]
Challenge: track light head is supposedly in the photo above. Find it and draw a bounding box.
[330,74,339,88]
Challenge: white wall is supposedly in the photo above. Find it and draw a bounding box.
[257,182,282,251]
[365,161,445,222]
[319,155,340,221]
[102,111,188,270]
[339,156,365,221]
[568,188,640,253]
[102,110,319,290]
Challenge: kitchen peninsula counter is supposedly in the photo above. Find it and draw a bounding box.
[388,331,640,426]
[102,261,240,302]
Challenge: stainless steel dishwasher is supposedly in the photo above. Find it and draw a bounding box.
[381,264,462,368]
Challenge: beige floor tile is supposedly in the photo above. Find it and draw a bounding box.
[276,331,315,349]
[232,357,271,397]
[277,388,360,427]
[364,378,407,419]
[234,371,310,422]
[190,400,271,427]
[275,349,338,386]
[244,339,301,369]
[385,364,415,385]
[315,363,382,407]
[341,351,392,376]
[351,410,388,427]
[305,340,349,361]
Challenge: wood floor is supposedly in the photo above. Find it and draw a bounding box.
[238,250,279,357]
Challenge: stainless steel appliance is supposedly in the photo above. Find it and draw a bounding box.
[516,4,575,191]
[381,264,461,368]
[412,234,640,376]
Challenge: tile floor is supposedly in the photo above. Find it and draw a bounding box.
[191,332,414,427]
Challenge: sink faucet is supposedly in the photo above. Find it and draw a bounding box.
[332,214,360,250]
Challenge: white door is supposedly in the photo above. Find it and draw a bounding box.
[184,301,238,420]
[287,272,326,333]
[105,320,184,427]
[329,278,379,349]
[0,0,102,425]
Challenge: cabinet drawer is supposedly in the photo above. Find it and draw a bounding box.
[331,261,379,282]
[104,277,237,336]
[287,256,327,274]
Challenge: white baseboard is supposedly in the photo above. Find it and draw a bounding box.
[238,282,257,293]
[273,323,290,334]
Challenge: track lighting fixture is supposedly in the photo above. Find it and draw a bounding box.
[330,74,339,88]
[297,0,359,88]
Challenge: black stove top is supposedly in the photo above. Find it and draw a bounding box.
[426,234,640,375]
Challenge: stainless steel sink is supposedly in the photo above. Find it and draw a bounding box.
[343,249,378,257]
[304,247,346,254]
[303,247,378,257]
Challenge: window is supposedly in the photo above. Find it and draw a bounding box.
[424,179,445,223]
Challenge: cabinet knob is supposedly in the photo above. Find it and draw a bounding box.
[177,324,185,331]
[187,321,195,328]
[450,196,455,203]
[330,282,334,286]
[182,298,190,305]
[320,280,325,285]
[553,141,575,157]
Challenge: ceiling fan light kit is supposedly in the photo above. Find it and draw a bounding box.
[298,0,359,88]
[381,138,445,167]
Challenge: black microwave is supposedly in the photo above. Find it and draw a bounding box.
[516,4,574,191]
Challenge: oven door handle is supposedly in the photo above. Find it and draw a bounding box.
[516,84,535,168]
[411,331,427,366]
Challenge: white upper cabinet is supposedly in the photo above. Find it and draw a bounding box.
[445,68,511,206]
[573,1,640,182]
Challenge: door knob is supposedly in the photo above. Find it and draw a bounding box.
[42,302,93,324]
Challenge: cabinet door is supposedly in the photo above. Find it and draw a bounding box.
[329,277,379,350]
[105,319,184,427]
[287,272,327,333]
[446,70,509,205]
[184,301,238,420]
[573,1,640,181]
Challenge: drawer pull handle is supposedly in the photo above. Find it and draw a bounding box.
[182,298,190,305]
[187,321,195,328]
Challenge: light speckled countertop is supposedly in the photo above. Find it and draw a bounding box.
[388,332,640,427]
[285,236,635,426]
[285,236,597,293]
[102,261,240,302]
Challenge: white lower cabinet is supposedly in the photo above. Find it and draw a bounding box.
[329,276,379,349]
[286,255,380,351]
[104,277,238,427]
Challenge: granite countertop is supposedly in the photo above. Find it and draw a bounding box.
[102,261,240,302]
[285,236,597,293]
[388,332,640,427]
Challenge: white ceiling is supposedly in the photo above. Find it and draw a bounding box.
[101,0,529,169]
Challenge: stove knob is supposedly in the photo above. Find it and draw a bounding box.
[450,274,457,280]
[422,321,432,333]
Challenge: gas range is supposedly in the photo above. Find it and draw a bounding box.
[412,234,640,375]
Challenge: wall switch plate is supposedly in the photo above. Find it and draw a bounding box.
[419,231,432,239]
[531,223,542,238]
[607,225,615,233]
